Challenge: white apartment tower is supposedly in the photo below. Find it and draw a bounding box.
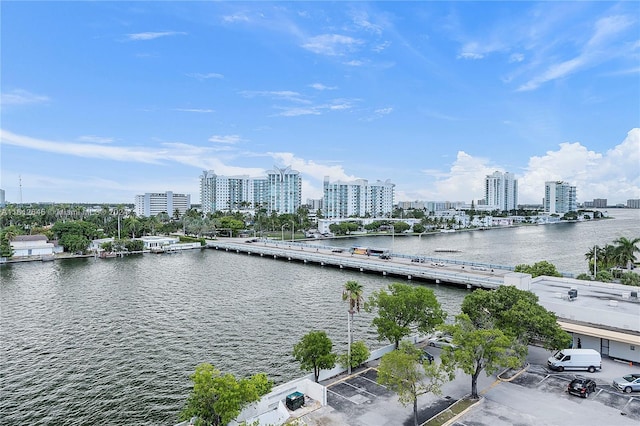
[199,171,256,213]
[544,181,577,214]
[323,177,395,219]
[266,166,302,214]
[199,166,301,215]
[484,171,518,211]
[134,191,191,217]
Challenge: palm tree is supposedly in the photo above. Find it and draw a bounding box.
[613,237,640,270]
[342,280,364,375]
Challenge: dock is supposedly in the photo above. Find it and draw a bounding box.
[206,238,514,289]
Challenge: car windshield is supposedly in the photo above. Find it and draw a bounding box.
[622,375,637,382]
[553,351,565,360]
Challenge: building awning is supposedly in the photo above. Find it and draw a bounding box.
[557,321,640,346]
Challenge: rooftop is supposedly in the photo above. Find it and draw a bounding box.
[530,277,640,335]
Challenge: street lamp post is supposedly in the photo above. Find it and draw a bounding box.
[391,224,395,255]
[291,221,295,242]
[281,224,286,242]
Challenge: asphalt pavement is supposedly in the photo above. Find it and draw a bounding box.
[300,345,640,426]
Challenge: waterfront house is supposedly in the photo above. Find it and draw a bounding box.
[10,235,56,258]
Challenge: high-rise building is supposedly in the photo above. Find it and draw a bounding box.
[0,188,5,208]
[199,166,301,215]
[544,181,577,214]
[199,171,257,213]
[484,171,518,211]
[627,199,640,209]
[135,191,191,217]
[322,177,394,218]
[266,166,302,215]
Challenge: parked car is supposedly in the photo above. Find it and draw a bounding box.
[612,373,640,393]
[427,336,456,349]
[379,254,391,260]
[567,377,597,398]
[420,350,435,364]
[331,248,344,253]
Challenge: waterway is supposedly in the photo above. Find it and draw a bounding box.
[1,209,638,425]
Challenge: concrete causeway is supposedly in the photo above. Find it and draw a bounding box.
[206,238,510,289]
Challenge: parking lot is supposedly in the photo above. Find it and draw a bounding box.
[321,367,459,426]
[301,346,640,426]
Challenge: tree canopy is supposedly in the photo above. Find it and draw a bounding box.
[293,330,337,382]
[441,314,523,399]
[180,363,272,426]
[461,285,571,351]
[514,260,563,277]
[365,283,446,349]
[377,341,450,426]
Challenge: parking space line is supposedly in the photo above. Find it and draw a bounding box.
[327,388,359,404]
[342,380,378,398]
[357,373,388,389]
[537,374,550,385]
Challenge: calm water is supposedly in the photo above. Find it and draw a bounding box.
[1,209,638,425]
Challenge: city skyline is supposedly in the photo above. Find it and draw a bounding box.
[1,2,639,205]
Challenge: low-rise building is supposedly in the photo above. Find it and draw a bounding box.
[10,235,56,257]
[515,275,640,364]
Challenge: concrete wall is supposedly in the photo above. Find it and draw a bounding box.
[609,341,640,364]
[231,334,426,426]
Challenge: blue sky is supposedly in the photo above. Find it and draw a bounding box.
[1,1,639,206]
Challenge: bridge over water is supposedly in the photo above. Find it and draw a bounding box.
[206,238,516,289]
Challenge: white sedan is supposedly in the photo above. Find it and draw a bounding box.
[427,336,456,349]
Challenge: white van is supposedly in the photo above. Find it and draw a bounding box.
[547,349,602,372]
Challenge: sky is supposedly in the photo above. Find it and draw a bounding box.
[1,1,639,206]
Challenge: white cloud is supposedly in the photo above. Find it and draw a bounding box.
[174,108,215,113]
[1,89,50,105]
[518,14,635,91]
[404,129,640,205]
[520,128,640,203]
[309,83,337,91]
[209,135,244,144]
[240,90,309,104]
[267,152,357,199]
[77,135,114,144]
[509,53,525,63]
[126,31,187,41]
[222,14,250,23]
[187,72,224,80]
[344,60,364,67]
[458,52,484,60]
[302,34,363,56]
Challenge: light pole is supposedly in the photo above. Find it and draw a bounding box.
[390,223,395,255]
[281,224,286,242]
[291,221,295,242]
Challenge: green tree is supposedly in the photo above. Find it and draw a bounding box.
[338,340,370,371]
[595,270,613,282]
[390,221,410,233]
[412,223,425,234]
[293,330,337,382]
[342,280,364,374]
[613,237,640,270]
[179,363,272,426]
[461,286,571,351]
[620,272,640,286]
[514,260,563,277]
[441,314,523,399]
[365,283,446,349]
[59,233,90,253]
[377,341,450,426]
[575,273,593,281]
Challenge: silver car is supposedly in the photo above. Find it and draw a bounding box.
[427,336,456,349]
[612,373,640,393]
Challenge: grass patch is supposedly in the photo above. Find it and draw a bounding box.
[422,397,479,426]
